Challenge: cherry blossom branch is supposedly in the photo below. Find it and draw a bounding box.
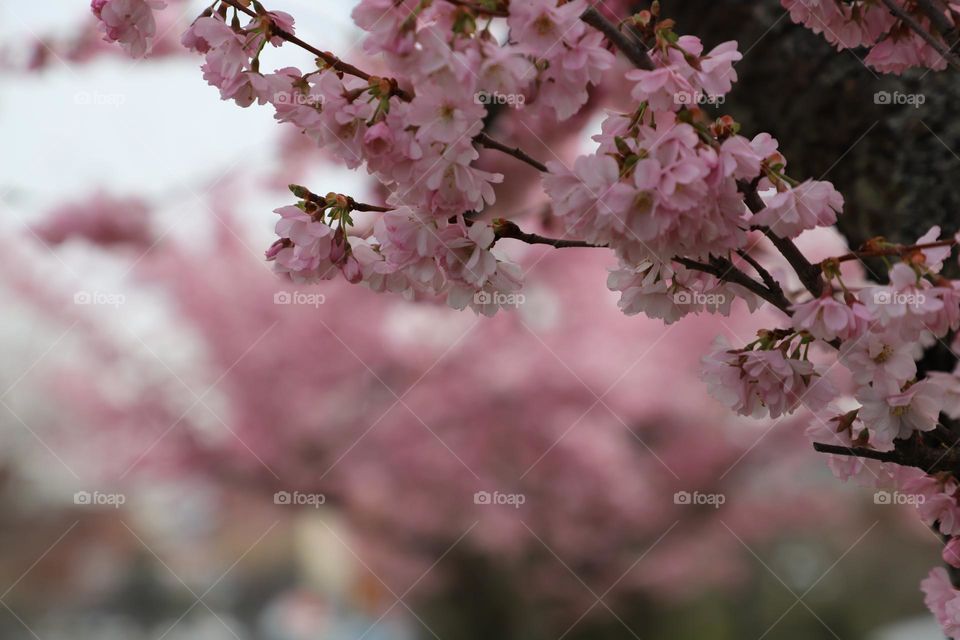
[878,0,960,71]
[580,7,655,70]
[221,0,554,173]
[218,0,414,99]
[580,7,826,303]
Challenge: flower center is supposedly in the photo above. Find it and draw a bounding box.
[874,344,894,364]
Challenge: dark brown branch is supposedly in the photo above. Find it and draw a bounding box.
[738,181,826,298]
[813,438,960,474]
[812,443,901,463]
[674,256,792,314]
[580,7,655,70]
[916,0,960,45]
[443,0,508,17]
[474,133,548,172]
[492,220,603,248]
[763,228,826,297]
[878,0,960,71]
[346,198,391,213]
[736,249,785,301]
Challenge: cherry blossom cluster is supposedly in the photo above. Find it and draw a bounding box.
[546,12,842,324]
[90,0,960,634]
[266,187,523,316]
[91,0,167,58]
[708,229,960,449]
[782,0,960,72]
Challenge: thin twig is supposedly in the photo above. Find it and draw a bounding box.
[823,239,957,265]
[492,220,603,248]
[736,249,785,300]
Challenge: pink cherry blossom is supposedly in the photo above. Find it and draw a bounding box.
[922,567,960,637]
[856,380,943,451]
[861,263,945,339]
[753,179,844,238]
[944,538,960,569]
[839,330,918,395]
[91,0,166,58]
[790,294,872,341]
[702,338,836,419]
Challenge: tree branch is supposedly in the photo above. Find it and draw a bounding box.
[878,0,960,71]
[219,0,413,99]
[813,438,960,474]
[442,0,508,17]
[916,0,960,45]
[738,181,825,298]
[822,239,957,265]
[737,249,785,301]
[580,7,655,70]
[218,0,560,172]
[492,219,603,248]
[674,256,792,314]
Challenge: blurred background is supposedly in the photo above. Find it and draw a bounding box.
[0,2,954,638]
